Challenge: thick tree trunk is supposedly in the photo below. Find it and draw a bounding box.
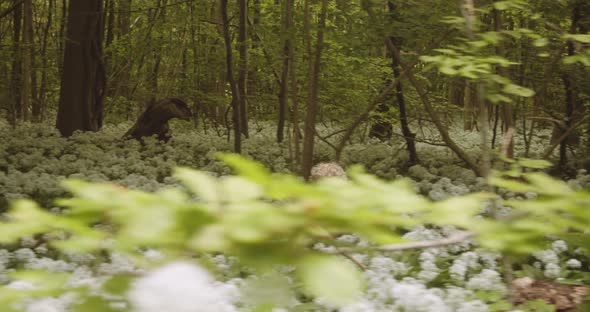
[220,0,242,153]
[301,0,328,180]
[238,0,249,137]
[56,0,106,137]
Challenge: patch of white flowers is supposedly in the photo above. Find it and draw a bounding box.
[0,121,586,312]
[128,262,241,312]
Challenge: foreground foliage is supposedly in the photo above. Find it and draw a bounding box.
[0,155,588,311]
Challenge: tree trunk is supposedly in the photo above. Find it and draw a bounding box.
[39,0,54,122]
[301,0,328,180]
[221,0,242,153]
[9,0,23,125]
[22,0,36,121]
[238,0,249,137]
[277,0,291,143]
[57,0,67,76]
[56,0,106,137]
[559,4,582,167]
[117,0,132,118]
[148,0,166,105]
[387,1,417,165]
[391,43,418,165]
[288,0,301,170]
[493,5,515,158]
[461,0,490,178]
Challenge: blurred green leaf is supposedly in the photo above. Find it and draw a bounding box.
[298,255,362,306]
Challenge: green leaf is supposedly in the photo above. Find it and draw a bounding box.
[218,153,271,184]
[220,176,264,202]
[298,255,362,306]
[174,168,219,204]
[533,38,548,47]
[563,34,590,43]
[516,159,552,169]
[525,173,572,196]
[493,1,510,10]
[502,84,535,97]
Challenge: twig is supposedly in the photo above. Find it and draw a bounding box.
[377,231,474,252]
[326,231,475,254]
[0,0,24,20]
[543,115,590,159]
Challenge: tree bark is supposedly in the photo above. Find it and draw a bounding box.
[493,5,515,159]
[301,0,328,180]
[277,0,291,143]
[220,0,242,153]
[460,0,490,178]
[57,0,67,76]
[288,0,301,169]
[388,1,417,165]
[39,0,55,122]
[56,0,106,137]
[22,0,36,121]
[9,0,23,125]
[238,0,249,137]
[559,3,582,167]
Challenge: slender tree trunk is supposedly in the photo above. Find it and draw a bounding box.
[461,0,490,178]
[392,46,418,165]
[559,4,581,167]
[221,0,242,153]
[57,0,66,76]
[148,0,166,105]
[189,0,201,128]
[22,0,36,121]
[56,0,106,137]
[277,0,291,143]
[493,5,515,158]
[9,0,23,125]
[238,0,249,137]
[301,0,328,180]
[117,0,132,118]
[388,1,417,165]
[288,0,301,169]
[39,0,54,122]
[105,0,115,48]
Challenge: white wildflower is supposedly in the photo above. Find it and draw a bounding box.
[566,259,582,269]
[552,240,568,253]
[544,262,561,278]
[128,261,239,312]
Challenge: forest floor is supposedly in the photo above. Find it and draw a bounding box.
[0,121,589,312]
